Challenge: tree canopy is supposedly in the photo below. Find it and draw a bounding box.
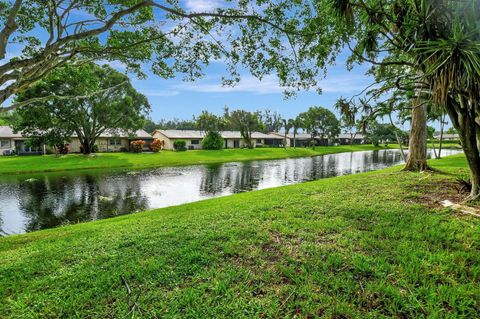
[0,0,338,110]
[13,62,150,154]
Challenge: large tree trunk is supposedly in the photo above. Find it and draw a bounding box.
[445,97,480,199]
[404,100,429,171]
[81,141,92,154]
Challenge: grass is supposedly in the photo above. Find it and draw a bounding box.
[1,154,479,318]
[0,144,395,175]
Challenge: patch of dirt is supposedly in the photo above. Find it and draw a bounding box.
[410,179,480,211]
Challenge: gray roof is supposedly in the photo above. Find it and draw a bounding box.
[0,126,152,139]
[433,133,459,139]
[101,129,152,139]
[272,132,364,139]
[154,130,283,140]
[0,126,23,138]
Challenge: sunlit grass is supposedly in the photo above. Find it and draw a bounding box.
[0,154,478,318]
[0,144,395,175]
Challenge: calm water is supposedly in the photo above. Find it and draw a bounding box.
[0,149,462,235]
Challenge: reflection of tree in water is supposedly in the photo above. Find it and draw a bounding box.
[17,173,149,232]
[0,214,5,237]
[199,164,232,195]
[230,163,262,193]
[199,163,263,195]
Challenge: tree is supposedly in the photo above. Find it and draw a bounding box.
[259,110,283,134]
[291,116,303,148]
[335,98,359,145]
[366,122,397,147]
[195,111,223,134]
[297,107,340,146]
[201,132,224,150]
[143,119,158,134]
[14,63,150,154]
[228,110,261,148]
[282,119,292,148]
[0,1,335,110]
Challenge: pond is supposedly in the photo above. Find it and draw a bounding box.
[0,149,462,235]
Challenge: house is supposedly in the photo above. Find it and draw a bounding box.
[271,132,365,147]
[337,133,365,145]
[0,126,153,155]
[68,129,153,153]
[0,126,44,155]
[152,130,284,150]
[433,133,459,141]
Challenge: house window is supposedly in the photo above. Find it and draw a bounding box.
[0,139,10,148]
[191,139,199,145]
[256,139,262,143]
[109,139,122,146]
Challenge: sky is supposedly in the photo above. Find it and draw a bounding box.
[128,55,375,123]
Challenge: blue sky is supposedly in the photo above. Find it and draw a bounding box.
[128,56,376,123]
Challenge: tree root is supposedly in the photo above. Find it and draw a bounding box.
[442,200,480,217]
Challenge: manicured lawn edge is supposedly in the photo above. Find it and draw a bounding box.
[0,144,397,175]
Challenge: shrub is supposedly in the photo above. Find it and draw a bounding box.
[150,139,163,152]
[130,140,146,153]
[173,139,187,151]
[201,132,224,150]
[56,144,69,155]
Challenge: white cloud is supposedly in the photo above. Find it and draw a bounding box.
[141,90,181,97]
[175,74,284,95]
[173,72,372,95]
[184,0,224,12]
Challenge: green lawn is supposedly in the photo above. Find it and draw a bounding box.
[0,144,395,175]
[1,154,478,318]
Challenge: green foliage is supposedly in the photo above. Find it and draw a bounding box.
[0,155,478,318]
[14,63,150,154]
[297,106,340,144]
[173,140,187,151]
[202,131,224,150]
[366,122,398,147]
[228,110,261,148]
[0,0,338,107]
[195,111,224,133]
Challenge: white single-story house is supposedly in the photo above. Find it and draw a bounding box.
[271,132,365,147]
[0,126,44,155]
[68,129,153,153]
[152,130,284,150]
[433,133,459,141]
[0,126,153,155]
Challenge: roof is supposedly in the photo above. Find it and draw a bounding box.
[100,129,152,139]
[0,126,24,138]
[153,130,283,140]
[0,126,152,139]
[271,132,365,139]
[433,133,459,139]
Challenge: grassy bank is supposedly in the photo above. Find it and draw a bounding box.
[1,154,478,318]
[0,144,394,175]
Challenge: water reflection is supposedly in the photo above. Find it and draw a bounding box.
[0,149,462,235]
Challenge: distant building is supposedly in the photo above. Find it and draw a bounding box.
[271,132,365,147]
[0,126,42,155]
[433,133,459,141]
[68,129,153,153]
[152,130,284,150]
[0,126,153,155]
